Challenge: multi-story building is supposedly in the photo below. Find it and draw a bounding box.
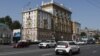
[22,1,73,42]
[72,21,81,41]
[22,9,52,41]
[80,28,98,41]
[41,1,73,41]
[81,27,99,38]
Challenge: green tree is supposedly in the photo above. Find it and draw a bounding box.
[80,32,87,37]
[0,16,21,30]
[4,16,12,24]
[4,16,13,29]
[0,17,5,23]
[12,20,21,29]
[93,34,100,40]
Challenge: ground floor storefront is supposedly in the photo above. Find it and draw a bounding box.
[22,28,73,42]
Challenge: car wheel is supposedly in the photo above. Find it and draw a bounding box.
[54,44,57,48]
[77,48,80,54]
[39,47,42,49]
[68,51,72,56]
[46,45,49,48]
[55,52,59,55]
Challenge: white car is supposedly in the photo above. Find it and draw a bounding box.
[75,41,87,45]
[38,40,56,48]
[55,41,80,56]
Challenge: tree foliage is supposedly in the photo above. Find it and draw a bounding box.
[0,18,5,23]
[80,32,87,37]
[12,21,21,29]
[93,34,100,40]
[0,16,21,30]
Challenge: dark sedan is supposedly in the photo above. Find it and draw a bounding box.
[13,42,30,48]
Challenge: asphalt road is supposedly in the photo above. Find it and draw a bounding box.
[0,44,100,56]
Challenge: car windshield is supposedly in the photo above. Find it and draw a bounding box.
[77,40,84,42]
[57,42,67,45]
[69,42,76,45]
[42,41,50,43]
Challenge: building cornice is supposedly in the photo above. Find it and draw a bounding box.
[41,1,72,13]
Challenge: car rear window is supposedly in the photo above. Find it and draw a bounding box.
[57,42,67,45]
[69,42,76,45]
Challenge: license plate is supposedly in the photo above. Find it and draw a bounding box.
[58,50,63,52]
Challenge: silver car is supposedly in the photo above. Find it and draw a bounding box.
[55,41,80,56]
[38,40,56,48]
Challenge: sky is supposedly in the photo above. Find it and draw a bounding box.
[0,0,100,29]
